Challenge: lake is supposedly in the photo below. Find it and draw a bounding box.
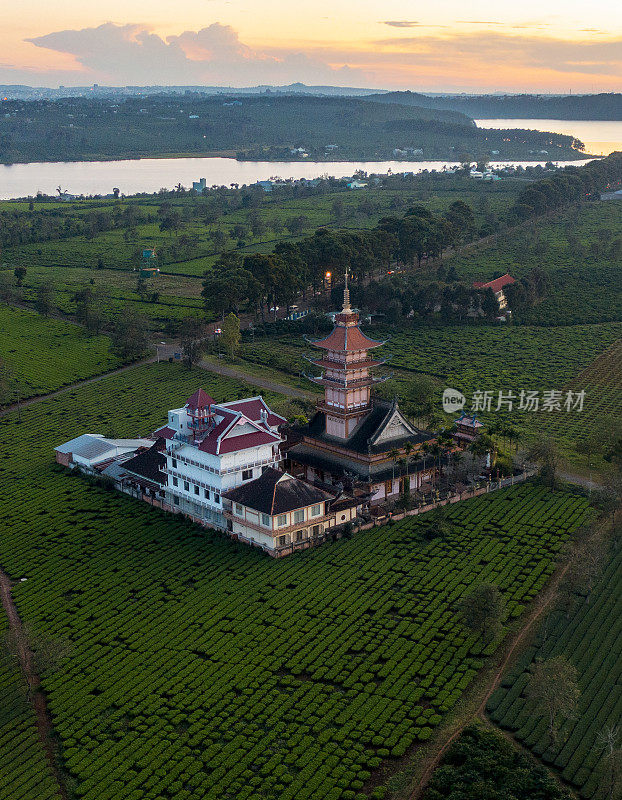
[0,154,593,201]
[475,119,622,156]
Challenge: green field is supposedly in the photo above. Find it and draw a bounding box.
[0,611,61,800]
[487,541,622,799]
[0,360,592,800]
[0,305,122,403]
[444,201,622,326]
[1,174,520,328]
[239,321,622,469]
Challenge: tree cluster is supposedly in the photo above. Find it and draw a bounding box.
[201,202,477,318]
[510,151,622,221]
[424,724,572,800]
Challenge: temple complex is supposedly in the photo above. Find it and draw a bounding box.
[286,273,438,504]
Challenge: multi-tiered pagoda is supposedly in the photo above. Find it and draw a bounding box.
[305,274,388,440]
[287,274,437,504]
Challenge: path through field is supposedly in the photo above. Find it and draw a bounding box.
[0,354,159,418]
[199,356,316,400]
[0,570,68,800]
[406,519,602,800]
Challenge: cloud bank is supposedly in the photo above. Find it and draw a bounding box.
[21,22,362,86]
[0,21,619,91]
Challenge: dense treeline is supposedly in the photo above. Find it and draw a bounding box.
[202,154,621,321]
[423,724,571,800]
[510,151,622,220]
[202,200,478,317]
[0,95,585,164]
[364,91,622,122]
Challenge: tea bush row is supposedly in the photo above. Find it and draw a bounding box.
[0,304,121,403]
[0,362,592,800]
[487,542,622,798]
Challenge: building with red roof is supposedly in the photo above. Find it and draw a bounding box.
[156,390,284,529]
[472,273,516,312]
[287,272,439,504]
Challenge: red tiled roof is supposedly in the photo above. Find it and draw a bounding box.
[186,388,216,410]
[198,425,279,455]
[473,273,516,293]
[195,406,281,455]
[312,325,385,352]
[217,430,280,454]
[152,425,176,440]
[221,397,286,427]
[196,411,236,453]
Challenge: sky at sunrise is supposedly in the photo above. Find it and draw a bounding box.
[2,0,621,91]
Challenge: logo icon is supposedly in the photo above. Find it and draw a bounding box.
[442,388,466,413]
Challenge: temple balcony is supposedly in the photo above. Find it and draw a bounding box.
[304,355,386,370]
[306,374,388,389]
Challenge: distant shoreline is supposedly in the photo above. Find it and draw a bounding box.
[1,149,591,168]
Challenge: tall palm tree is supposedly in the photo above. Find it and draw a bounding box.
[389,447,401,484]
[429,442,442,486]
[404,441,414,478]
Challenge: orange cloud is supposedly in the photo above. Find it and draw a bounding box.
[2,22,619,91]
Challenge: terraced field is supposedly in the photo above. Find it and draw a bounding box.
[525,338,622,465]
[0,361,592,800]
[487,542,622,799]
[0,305,122,403]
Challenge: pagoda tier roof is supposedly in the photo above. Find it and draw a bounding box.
[309,325,385,352]
[305,357,386,371]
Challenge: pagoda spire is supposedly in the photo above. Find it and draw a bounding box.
[343,266,351,313]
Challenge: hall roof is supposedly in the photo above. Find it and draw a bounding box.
[224,468,333,516]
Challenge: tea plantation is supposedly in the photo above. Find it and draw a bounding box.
[0,611,60,800]
[0,361,592,800]
[0,305,121,403]
[239,322,622,469]
[446,201,622,326]
[487,541,622,799]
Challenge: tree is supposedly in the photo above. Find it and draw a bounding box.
[0,272,15,305]
[389,447,401,485]
[423,505,455,541]
[209,228,227,252]
[424,724,571,800]
[597,726,622,800]
[110,308,148,360]
[527,437,560,487]
[481,287,499,319]
[73,287,106,335]
[221,313,241,360]
[179,316,206,369]
[13,266,26,287]
[457,583,504,644]
[34,283,54,317]
[526,655,579,743]
[202,264,259,318]
[564,533,608,604]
